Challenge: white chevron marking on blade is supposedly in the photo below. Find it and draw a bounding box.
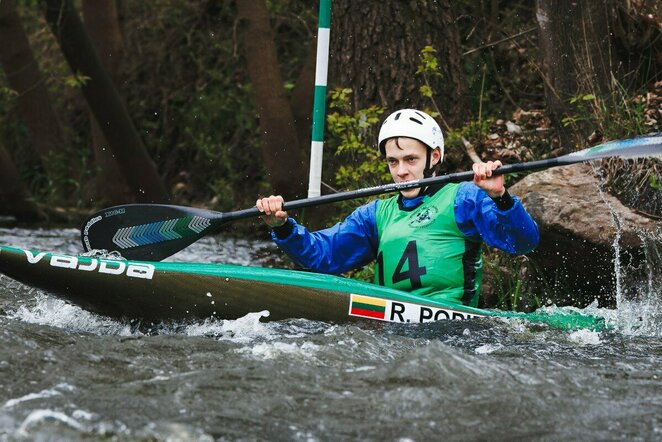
[159,218,182,240]
[112,226,139,249]
[188,216,211,233]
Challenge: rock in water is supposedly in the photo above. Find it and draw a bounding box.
[510,163,661,306]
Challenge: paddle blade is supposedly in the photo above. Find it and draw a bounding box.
[563,133,662,163]
[81,204,223,261]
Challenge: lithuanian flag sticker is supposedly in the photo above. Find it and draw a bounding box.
[349,294,386,320]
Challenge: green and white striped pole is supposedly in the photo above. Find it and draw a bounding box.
[307,0,332,197]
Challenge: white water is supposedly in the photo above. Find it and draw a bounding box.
[593,164,662,337]
[1,227,661,440]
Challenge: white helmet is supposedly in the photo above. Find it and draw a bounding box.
[378,109,444,162]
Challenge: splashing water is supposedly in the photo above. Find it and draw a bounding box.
[6,292,281,343]
[593,163,662,337]
[79,249,127,260]
[609,232,662,336]
[10,294,134,336]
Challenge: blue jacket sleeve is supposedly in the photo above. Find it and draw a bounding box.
[454,182,539,254]
[271,201,379,274]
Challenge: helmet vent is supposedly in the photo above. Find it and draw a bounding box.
[394,112,402,120]
[414,111,427,119]
[409,117,423,125]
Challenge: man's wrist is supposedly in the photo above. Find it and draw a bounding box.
[272,218,293,239]
[490,189,514,210]
[487,187,505,198]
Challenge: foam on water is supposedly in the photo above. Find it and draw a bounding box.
[16,409,87,436]
[609,235,662,337]
[137,422,214,442]
[8,294,133,336]
[567,328,602,345]
[601,298,662,337]
[79,249,127,260]
[179,310,273,342]
[239,341,322,360]
[71,409,96,421]
[7,295,285,343]
[474,343,505,354]
[3,383,76,409]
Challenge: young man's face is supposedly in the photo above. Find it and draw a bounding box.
[384,137,440,198]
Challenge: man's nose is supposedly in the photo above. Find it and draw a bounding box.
[396,162,408,175]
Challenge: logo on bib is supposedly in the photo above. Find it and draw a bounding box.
[409,206,438,228]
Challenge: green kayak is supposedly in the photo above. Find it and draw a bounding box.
[0,245,605,330]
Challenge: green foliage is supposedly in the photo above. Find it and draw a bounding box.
[0,3,100,206]
[649,174,662,191]
[346,263,375,283]
[62,72,91,88]
[414,46,446,124]
[563,85,648,140]
[18,147,92,207]
[561,94,600,127]
[416,46,443,102]
[327,88,388,190]
[482,248,543,312]
[0,86,18,100]
[0,79,23,152]
[416,46,442,76]
[419,85,433,99]
[444,120,492,146]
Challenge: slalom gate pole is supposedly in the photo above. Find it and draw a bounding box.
[307,0,332,197]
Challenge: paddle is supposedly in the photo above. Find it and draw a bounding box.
[81,133,662,261]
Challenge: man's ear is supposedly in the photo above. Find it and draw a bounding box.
[431,148,442,166]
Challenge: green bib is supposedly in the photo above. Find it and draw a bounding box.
[374,184,482,306]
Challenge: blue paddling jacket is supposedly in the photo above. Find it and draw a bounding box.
[269,182,539,305]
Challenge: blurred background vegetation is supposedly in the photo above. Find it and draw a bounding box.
[1,0,658,214]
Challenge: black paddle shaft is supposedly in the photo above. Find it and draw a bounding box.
[81,158,559,261]
[222,157,562,223]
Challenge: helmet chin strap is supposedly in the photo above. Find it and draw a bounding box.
[423,148,435,178]
[406,149,436,198]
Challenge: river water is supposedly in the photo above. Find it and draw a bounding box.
[0,227,661,441]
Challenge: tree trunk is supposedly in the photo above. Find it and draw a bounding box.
[236,0,306,199]
[43,0,169,203]
[0,143,44,222]
[536,0,620,136]
[81,0,133,204]
[0,0,66,178]
[329,0,468,126]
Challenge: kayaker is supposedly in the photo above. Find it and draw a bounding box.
[256,109,539,307]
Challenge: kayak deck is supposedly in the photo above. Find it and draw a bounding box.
[0,245,606,330]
